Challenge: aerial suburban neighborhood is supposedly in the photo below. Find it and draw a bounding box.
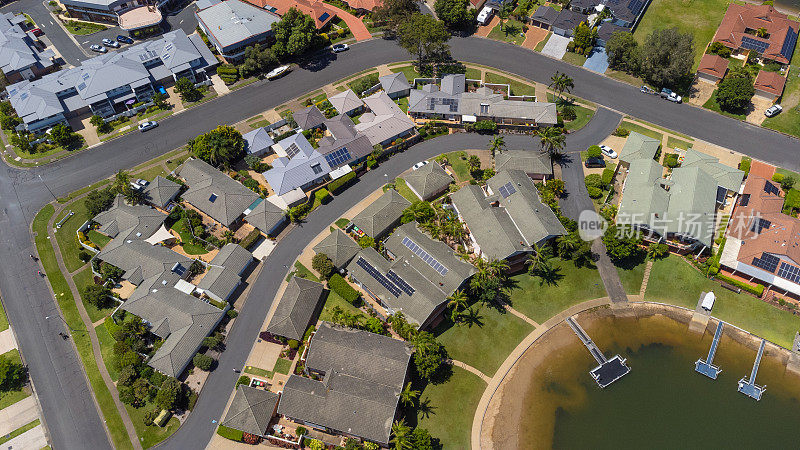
[0,0,798,447]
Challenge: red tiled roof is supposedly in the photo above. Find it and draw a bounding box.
[698,53,729,79]
[754,70,787,96]
[344,0,381,10]
[248,0,334,28]
[712,3,799,65]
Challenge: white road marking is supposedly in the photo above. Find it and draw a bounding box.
[50,20,54,25]
[179,19,184,24]
[39,23,45,28]
[82,40,89,44]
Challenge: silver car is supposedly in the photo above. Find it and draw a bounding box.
[138,121,158,132]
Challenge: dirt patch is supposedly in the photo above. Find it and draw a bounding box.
[521,26,549,50]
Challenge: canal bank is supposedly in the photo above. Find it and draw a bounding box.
[482,303,800,449]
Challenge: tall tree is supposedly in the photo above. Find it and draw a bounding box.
[537,126,566,159]
[399,382,419,407]
[489,135,505,164]
[605,31,640,73]
[446,289,469,321]
[271,8,317,59]
[640,27,694,88]
[467,154,481,173]
[397,14,451,74]
[434,0,472,30]
[549,71,574,99]
[190,125,244,168]
[715,66,754,112]
[372,0,419,35]
[572,22,597,52]
[390,419,414,450]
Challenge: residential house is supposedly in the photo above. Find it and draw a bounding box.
[277,322,413,446]
[379,72,411,99]
[354,91,415,147]
[721,175,800,300]
[596,21,629,47]
[142,176,182,208]
[754,70,786,101]
[220,386,280,437]
[328,89,364,116]
[569,0,596,14]
[341,0,381,11]
[61,0,166,30]
[450,169,566,267]
[179,158,261,229]
[312,228,361,268]
[293,105,325,130]
[403,162,453,200]
[196,243,253,302]
[316,114,373,167]
[530,5,559,30]
[7,30,217,132]
[195,0,280,62]
[265,277,325,341]
[697,53,729,84]
[711,4,799,66]
[599,0,650,28]
[243,126,275,156]
[618,131,660,166]
[347,223,476,326]
[350,188,411,239]
[246,0,336,29]
[243,198,287,237]
[0,13,55,83]
[551,8,585,37]
[262,133,332,197]
[494,150,553,181]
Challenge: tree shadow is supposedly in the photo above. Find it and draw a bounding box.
[535,264,565,286]
[612,251,647,270]
[297,51,336,73]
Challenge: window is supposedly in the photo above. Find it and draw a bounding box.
[480,103,489,114]
[311,163,323,175]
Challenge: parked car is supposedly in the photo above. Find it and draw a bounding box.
[599,145,618,159]
[138,121,158,132]
[116,35,134,44]
[266,65,290,80]
[89,44,107,53]
[764,104,783,118]
[640,85,657,95]
[585,157,606,168]
[331,43,349,53]
[30,27,43,37]
[412,160,429,170]
[477,6,494,25]
[156,85,167,95]
[660,88,682,103]
[101,38,120,48]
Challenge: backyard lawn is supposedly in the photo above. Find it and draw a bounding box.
[74,267,116,323]
[394,96,409,113]
[88,229,111,248]
[125,402,180,449]
[509,259,606,323]
[54,199,91,272]
[417,366,485,450]
[440,151,473,182]
[483,72,537,97]
[433,303,533,377]
[632,0,731,69]
[318,290,364,323]
[644,255,800,348]
[170,218,208,255]
[487,19,527,45]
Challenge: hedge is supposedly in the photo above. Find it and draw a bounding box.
[217,425,243,442]
[738,157,751,175]
[316,188,331,204]
[239,228,262,249]
[715,273,765,297]
[601,168,614,186]
[328,274,360,304]
[328,171,357,194]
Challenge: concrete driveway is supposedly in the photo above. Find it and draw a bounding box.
[583,47,609,73]
[540,33,571,59]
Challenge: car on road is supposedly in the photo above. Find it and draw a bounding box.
[266,65,290,80]
[585,157,606,168]
[640,85,657,95]
[412,160,429,170]
[30,28,44,37]
[116,35,134,44]
[764,104,783,118]
[331,43,349,53]
[660,88,682,103]
[599,145,618,159]
[90,44,107,53]
[101,38,120,48]
[138,121,158,132]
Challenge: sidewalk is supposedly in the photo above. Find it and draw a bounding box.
[0,328,17,354]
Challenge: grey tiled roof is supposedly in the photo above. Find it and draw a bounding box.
[98,238,192,286]
[379,72,410,96]
[197,265,241,301]
[93,195,166,238]
[312,228,361,268]
[293,105,325,130]
[353,92,415,147]
[351,189,411,238]
[262,133,331,196]
[403,163,452,200]
[619,131,660,164]
[220,386,279,436]
[0,13,54,76]
[179,158,260,227]
[195,0,280,50]
[209,243,253,275]
[277,322,412,445]
[142,176,181,208]
[317,115,374,167]
[243,127,275,155]
[265,277,324,341]
[328,88,364,114]
[530,5,558,23]
[494,150,553,176]
[244,198,286,234]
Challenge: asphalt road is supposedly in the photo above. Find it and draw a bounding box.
[0,34,798,449]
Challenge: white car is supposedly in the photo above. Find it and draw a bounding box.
[266,65,290,80]
[331,43,349,53]
[764,104,783,117]
[89,44,107,53]
[599,145,618,159]
[138,121,158,132]
[412,161,429,170]
[101,38,120,48]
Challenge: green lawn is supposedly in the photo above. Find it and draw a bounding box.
[763,66,800,139]
[335,218,350,229]
[74,267,116,323]
[394,96,409,113]
[318,289,364,322]
[54,199,91,272]
[606,69,645,87]
[564,104,595,132]
[0,298,8,332]
[390,65,421,84]
[292,261,319,282]
[487,19,527,45]
[632,0,731,70]
[465,67,481,80]
[346,72,379,93]
[562,51,588,66]
[417,366,485,449]
[644,255,800,348]
[619,120,664,142]
[125,403,180,449]
[702,89,748,120]
[509,259,606,323]
[165,155,188,172]
[0,349,29,410]
[666,136,694,150]
[0,419,40,446]
[274,358,292,375]
[96,321,119,381]
[433,303,533,377]
[614,257,647,295]
[248,119,271,129]
[440,151,473,182]
[170,218,208,255]
[483,72,537,97]
[534,31,552,52]
[63,20,107,35]
[393,178,420,202]
[134,165,166,182]
[88,229,111,249]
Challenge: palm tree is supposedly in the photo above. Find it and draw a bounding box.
[399,382,419,407]
[122,185,144,205]
[222,229,235,245]
[113,170,131,194]
[447,290,469,316]
[488,135,505,163]
[527,244,553,275]
[549,71,575,99]
[556,233,581,257]
[537,126,566,159]
[390,419,413,450]
[756,27,768,38]
[467,154,481,173]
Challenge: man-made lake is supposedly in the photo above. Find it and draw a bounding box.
[489,306,800,448]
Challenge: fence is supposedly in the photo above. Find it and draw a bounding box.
[102,101,152,123]
[262,118,288,132]
[360,82,383,97]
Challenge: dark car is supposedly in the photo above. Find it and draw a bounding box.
[585,157,606,168]
[116,35,134,44]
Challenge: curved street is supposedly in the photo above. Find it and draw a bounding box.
[0,34,797,449]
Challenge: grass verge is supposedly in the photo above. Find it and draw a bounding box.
[417,366,485,449]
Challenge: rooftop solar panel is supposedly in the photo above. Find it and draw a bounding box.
[781,28,798,60]
[401,236,449,275]
[777,262,800,283]
[749,217,771,234]
[387,270,415,296]
[751,253,779,273]
[764,181,780,196]
[356,257,401,297]
[741,36,770,53]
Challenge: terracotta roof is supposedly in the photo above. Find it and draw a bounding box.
[754,70,786,96]
[246,0,334,29]
[711,3,799,65]
[344,0,381,10]
[698,54,729,79]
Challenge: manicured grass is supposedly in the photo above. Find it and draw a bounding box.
[244,357,293,379]
[63,20,107,35]
[440,151,473,182]
[88,229,111,248]
[0,349,29,409]
[393,178,420,202]
[417,366,485,449]
[134,165,166,182]
[644,255,800,348]
[33,205,133,450]
[0,298,8,332]
[483,72,536,97]
[394,96,409,113]
[273,358,292,375]
[248,119,271,129]
[0,419,40,445]
[702,89,747,120]
[170,218,208,255]
[390,65,421,84]
[346,72,379,93]
[335,218,350,229]
[465,67,481,80]
[632,0,730,70]
[487,19,527,45]
[510,258,606,323]
[666,136,693,150]
[564,104,595,132]
[319,289,364,323]
[292,261,320,282]
[96,321,118,381]
[562,51,588,66]
[534,31,552,52]
[630,118,693,140]
[54,198,91,272]
[74,267,115,323]
[619,120,664,142]
[614,257,647,295]
[763,66,800,139]
[57,179,110,204]
[434,303,533,377]
[243,365,271,378]
[606,69,645,87]
[165,155,188,172]
[125,402,180,449]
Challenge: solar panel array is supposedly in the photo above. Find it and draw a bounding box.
[498,182,517,198]
[740,194,750,207]
[356,257,401,297]
[782,28,798,61]
[741,36,770,53]
[387,270,415,295]
[628,0,645,14]
[427,97,459,113]
[778,262,800,283]
[749,217,772,234]
[319,12,330,21]
[286,143,301,159]
[401,236,449,275]
[324,147,351,168]
[764,181,780,196]
[752,253,779,273]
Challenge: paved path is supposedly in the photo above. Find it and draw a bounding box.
[639,260,654,298]
[540,33,570,59]
[503,303,539,327]
[3,424,48,449]
[0,328,17,355]
[449,359,490,383]
[0,396,38,437]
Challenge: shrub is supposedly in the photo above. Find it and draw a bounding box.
[586,145,602,159]
[328,171,356,194]
[584,173,604,189]
[239,229,262,249]
[366,159,377,169]
[739,157,751,175]
[358,235,375,248]
[472,120,497,134]
[217,425,243,442]
[295,426,308,436]
[227,309,239,319]
[715,273,765,297]
[707,41,731,58]
[312,253,334,279]
[328,274,360,304]
[772,173,784,183]
[601,168,615,186]
[287,339,299,349]
[315,188,331,204]
[193,353,214,371]
[587,186,603,198]
[664,153,679,168]
[781,176,795,191]
[242,178,260,192]
[612,127,630,137]
[236,375,250,387]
